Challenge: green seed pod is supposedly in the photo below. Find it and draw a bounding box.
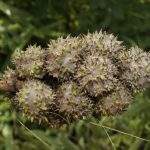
[57,82,93,122]
[46,36,81,79]
[118,47,150,92]
[15,80,56,123]
[12,45,45,78]
[96,84,132,115]
[76,52,118,97]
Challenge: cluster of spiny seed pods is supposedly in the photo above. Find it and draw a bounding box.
[0,31,150,128]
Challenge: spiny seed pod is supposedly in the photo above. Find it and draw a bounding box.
[0,68,17,95]
[12,45,45,78]
[76,52,118,96]
[0,31,149,128]
[57,82,93,121]
[80,31,125,58]
[118,47,150,92]
[97,84,132,115]
[15,80,56,124]
[46,36,81,79]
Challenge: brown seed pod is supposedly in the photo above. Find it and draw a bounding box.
[0,68,17,96]
[12,45,46,78]
[57,82,93,122]
[46,36,81,80]
[118,47,150,92]
[76,52,118,97]
[15,80,56,124]
[0,31,149,127]
[96,84,132,115]
[80,31,125,58]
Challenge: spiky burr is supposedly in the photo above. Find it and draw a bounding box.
[0,31,149,128]
[96,83,132,115]
[46,36,81,80]
[12,45,45,78]
[76,51,118,96]
[118,46,150,92]
[15,80,56,124]
[0,68,16,93]
[57,82,93,122]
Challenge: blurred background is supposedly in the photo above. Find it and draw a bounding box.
[0,0,150,149]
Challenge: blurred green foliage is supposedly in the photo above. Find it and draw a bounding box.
[0,0,150,149]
